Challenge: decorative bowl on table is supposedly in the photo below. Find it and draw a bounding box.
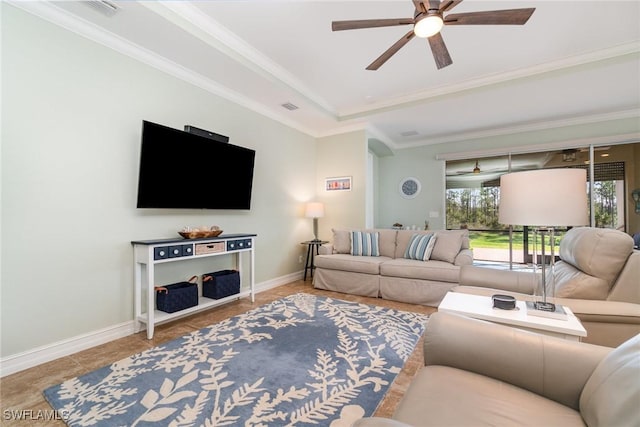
[178,228,223,239]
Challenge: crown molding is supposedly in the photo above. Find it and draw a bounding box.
[139,1,337,118]
[338,42,640,120]
[8,1,639,148]
[400,108,640,149]
[145,2,639,126]
[6,0,322,137]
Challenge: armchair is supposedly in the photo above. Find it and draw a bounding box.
[354,312,639,427]
[454,227,640,347]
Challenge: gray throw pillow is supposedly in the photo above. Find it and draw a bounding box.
[431,231,463,263]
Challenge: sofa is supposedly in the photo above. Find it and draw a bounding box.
[453,227,640,347]
[313,228,473,306]
[354,311,640,427]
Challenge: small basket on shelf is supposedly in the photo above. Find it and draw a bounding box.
[178,226,223,239]
[202,270,240,299]
[155,276,199,313]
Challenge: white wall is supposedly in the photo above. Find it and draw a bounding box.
[1,5,317,358]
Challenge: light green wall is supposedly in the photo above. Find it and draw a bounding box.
[315,131,368,238]
[1,5,317,357]
[377,146,445,230]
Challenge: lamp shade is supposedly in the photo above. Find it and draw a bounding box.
[304,202,325,218]
[498,169,588,226]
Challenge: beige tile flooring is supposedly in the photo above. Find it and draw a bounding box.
[0,280,436,426]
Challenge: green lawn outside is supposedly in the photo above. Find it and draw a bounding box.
[469,231,521,249]
[469,230,562,251]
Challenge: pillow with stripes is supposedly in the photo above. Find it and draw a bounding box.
[404,233,437,261]
[350,231,380,256]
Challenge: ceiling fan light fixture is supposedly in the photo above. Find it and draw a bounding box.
[473,161,481,174]
[413,13,443,38]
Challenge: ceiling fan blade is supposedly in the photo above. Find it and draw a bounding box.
[412,1,427,14]
[367,30,416,70]
[427,32,452,69]
[332,18,414,31]
[444,8,535,25]
[439,0,462,13]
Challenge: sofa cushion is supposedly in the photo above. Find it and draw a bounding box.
[332,229,352,254]
[395,230,432,259]
[431,230,465,264]
[351,231,380,256]
[380,259,461,283]
[314,254,390,275]
[376,229,398,258]
[553,261,611,300]
[579,333,640,427]
[393,366,585,427]
[404,233,436,261]
[559,227,633,287]
[332,229,397,258]
[454,249,474,266]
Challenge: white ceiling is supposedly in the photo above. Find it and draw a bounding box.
[13,1,640,151]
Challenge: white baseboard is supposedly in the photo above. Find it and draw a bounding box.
[0,274,305,378]
[255,271,304,292]
[0,321,135,378]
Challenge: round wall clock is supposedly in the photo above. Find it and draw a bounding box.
[399,177,421,199]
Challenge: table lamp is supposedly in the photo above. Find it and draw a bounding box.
[305,202,325,242]
[498,168,588,317]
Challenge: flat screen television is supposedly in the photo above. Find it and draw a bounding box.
[136,120,255,209]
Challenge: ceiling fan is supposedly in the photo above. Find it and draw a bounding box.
[449,160,482,176]
[332,0,535,70]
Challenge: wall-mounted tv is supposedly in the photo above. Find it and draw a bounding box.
[136,120,255,209]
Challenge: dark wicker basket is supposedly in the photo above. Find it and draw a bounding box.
[202,270,240,299]
[156,276,198,313]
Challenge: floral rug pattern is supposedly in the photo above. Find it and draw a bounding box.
[44,293,428,426]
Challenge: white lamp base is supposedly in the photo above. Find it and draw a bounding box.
[526,301,568,321]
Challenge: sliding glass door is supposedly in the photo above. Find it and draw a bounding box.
[445,142,639,265]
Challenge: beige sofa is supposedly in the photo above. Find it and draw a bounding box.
[313,229,473,306]
[454,227,640,347]
[354,312,640,427]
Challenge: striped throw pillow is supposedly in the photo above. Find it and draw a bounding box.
[350,231,380,256]
[404,234,436,261]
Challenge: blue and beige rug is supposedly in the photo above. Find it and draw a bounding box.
[44,293,428,426]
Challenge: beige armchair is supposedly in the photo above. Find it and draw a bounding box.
[354,312,639,427]
[454,227,640,347]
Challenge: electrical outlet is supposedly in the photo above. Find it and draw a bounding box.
[298,255,303,264]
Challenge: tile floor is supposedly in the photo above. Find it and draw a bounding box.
[0,280,436,426]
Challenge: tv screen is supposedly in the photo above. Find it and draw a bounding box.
[136,120,255,209]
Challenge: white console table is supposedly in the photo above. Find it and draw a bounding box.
[132,233,256,339]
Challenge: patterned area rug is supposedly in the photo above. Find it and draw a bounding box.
[44,293,428,426]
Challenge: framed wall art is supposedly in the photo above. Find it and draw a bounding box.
[325,176,352,191]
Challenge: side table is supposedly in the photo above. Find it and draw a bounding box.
[438,292,587,341]
[301,240,328,281]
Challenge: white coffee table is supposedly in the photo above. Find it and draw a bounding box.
[438,292,587,341]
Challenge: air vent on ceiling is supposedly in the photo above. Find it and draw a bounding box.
[281,102,299,111]
[84,0,120,17]
[400,130,419,137]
